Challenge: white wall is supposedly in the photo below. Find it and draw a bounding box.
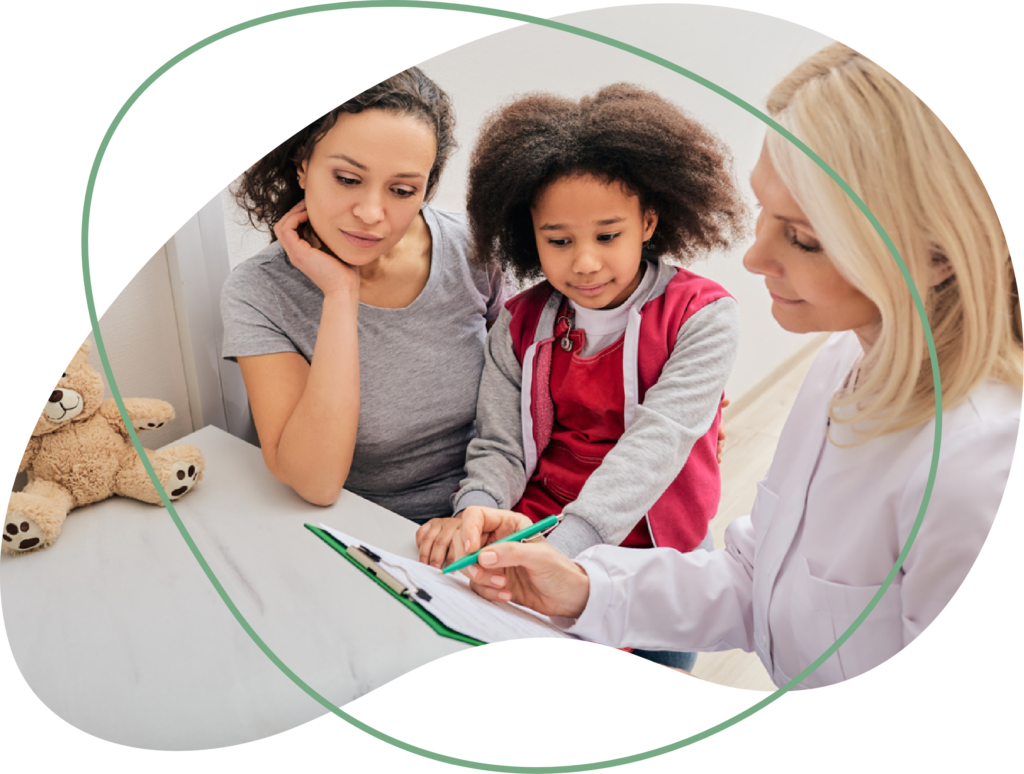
[220,4,833,401]
[13,247,195,493]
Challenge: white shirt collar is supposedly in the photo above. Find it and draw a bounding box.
[569,259,657,335]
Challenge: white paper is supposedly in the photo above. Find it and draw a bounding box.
[320,525,578,643]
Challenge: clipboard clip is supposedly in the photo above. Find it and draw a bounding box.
[522,513,563,542]
[349,544,432,602]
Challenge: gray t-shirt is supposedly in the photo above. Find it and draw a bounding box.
[221,206,507,521]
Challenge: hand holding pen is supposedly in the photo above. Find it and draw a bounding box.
[441,512,561,575]
[448,506,591,619]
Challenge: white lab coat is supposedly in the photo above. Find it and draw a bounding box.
[561,332,1021,688]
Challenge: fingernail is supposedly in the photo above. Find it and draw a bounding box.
[491,575,505,588]
[480,551,497,566]
[464,539,471,552]
[498,591,512,601]
[466,565,478,578]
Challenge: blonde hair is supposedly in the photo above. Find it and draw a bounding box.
[766,43,1022,441]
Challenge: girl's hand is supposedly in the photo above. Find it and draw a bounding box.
[717,397,730,464]
[274,201,359,299]
[416,515,464,569]
[455,507,591,619]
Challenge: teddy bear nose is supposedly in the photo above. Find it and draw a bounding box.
[50,390,63,403]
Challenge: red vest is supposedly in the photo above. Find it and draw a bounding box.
[506,268,729,552]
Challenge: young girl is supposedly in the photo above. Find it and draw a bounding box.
[416,84,747,576]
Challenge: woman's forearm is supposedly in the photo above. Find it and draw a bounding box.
[268,290,361,505]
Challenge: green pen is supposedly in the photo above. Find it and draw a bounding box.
[441,514,562,575]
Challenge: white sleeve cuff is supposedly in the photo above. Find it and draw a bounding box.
[549,548,616,644]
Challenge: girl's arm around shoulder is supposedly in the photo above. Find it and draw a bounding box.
[554,296,741,555]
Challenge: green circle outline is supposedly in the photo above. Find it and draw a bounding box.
[79,2,943,770]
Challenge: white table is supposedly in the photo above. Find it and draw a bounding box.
[0,425,471,750]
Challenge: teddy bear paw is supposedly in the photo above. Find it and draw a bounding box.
[134,418,167,431]
[3,512,46,553]
[165,461,200,499]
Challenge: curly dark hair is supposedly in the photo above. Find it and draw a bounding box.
[466,83,748,281]
[232,67,455,237]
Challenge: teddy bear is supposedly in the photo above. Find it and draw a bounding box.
[4,341,205,554]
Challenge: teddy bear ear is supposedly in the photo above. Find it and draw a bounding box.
[78,341,92,356]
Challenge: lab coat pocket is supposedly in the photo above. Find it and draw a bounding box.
[792,557,904,685]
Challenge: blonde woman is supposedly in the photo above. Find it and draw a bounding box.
[449,43,1022,688]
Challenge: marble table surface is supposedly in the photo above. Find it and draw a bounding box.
[1,425,471,750]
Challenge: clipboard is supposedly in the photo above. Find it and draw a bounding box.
[305,524,485,647]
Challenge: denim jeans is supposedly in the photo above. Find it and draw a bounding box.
[631,648,698,672]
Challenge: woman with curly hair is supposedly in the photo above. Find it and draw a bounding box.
[220,68,507,517]
[450,44,1021,686]
[415,84,748,669]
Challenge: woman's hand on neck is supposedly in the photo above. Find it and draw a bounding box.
[275,201,361,302]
